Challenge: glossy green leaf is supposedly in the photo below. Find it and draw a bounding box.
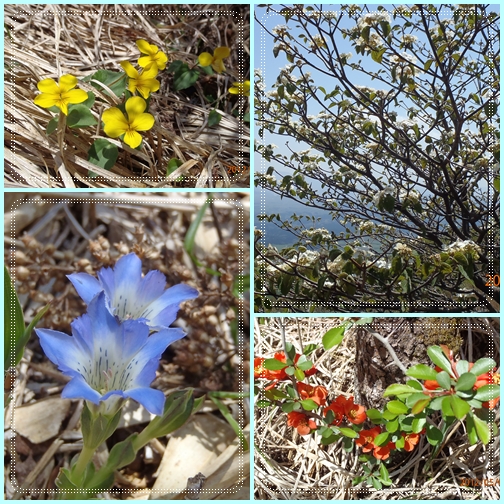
[383,384,419,397]
[472,414,491,444]
[411,398,430,414]
[455,372,476,391]
[374,432,390,446]
[436,371,452,391]
[338,427,359,438]
[474,384,500,401]
[406,364,438,380]
[67,104,98,128]
[469,358,496,376]
[426,424,443,446]
[264,358,287,370]
[88,139,118,173]
[450,395,470,419]
[387,400,409,415]
[427,346,453,375]
[322,325,345,350]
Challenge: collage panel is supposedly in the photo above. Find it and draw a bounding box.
[5,192,250,498]
[254,316,499,499]
[254,4,499,313]
[5,4,250,188]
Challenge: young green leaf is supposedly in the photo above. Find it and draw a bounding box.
[469,358,496,376]
[426,424,443,446]
[472,414,491,444]
[208,109,222,127]
[474,384,500,401]
[449,395,470,420]
[386,400,409,415]
[322,325,345,350]
[406,364,438,381]
[455,372,476,391]
[435,371,452,391]
[338,427,359,438]
[383,384,419,397]
[264,358,287,371]
[427,346,453,376]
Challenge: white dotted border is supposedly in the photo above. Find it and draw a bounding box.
[254,317,499,497]
[256,6,498,311]
[7,196,247,495]
[7,8,248,186]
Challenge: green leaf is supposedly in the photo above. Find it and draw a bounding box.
[166,157,183,177]
[67,104,98,128]
[294,367,305,381]
[450,395,470,420]
[5,265,25,370]
[474,384,500,401]
[426,424,443,446]
[337,427,359,439]
[436,371,452,390]
[382,409,398,421]
[264,358,286,371]
[412,417,427,434]
[455,372,476,391]
[386,400,409,415]
[493,177,500,193]
[427,346,453,375]
[46,117,58,135]
[87,69,126,97]
[469,358,496,376]
[374,432,390,446]
[406,364,438,381]
[282,401,296,413]
[297,359,314,371]
[169,61,200,91]
[87,139,118,173]
[456,360,469,376]
[322,325,345,350]
[208,109,222,127]
[19,303,51,366]
[472,414,491,444]
[379,20,391,36]
[285,366,295,376]
[366,409,382,421]
[406,392,431,408]
[411,398,430,414]
[379,463,392,485]
[466,412,478,445]
[371,48,386,64]
[383,384,419,397]
[441,396,454,417]
[385,418,399,433]
[424,59,434,72]
[256,400,272,408]
[395,435,405,449]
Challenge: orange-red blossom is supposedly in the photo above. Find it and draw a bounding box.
[356,426,396,460]
[296,382,328,406]
[287,411,317,435]
[254,352,318,385]
[323,395,366,425]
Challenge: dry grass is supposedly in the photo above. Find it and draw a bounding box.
[5,4,250,188]
[254,317,500,500]
[4,192,250,498]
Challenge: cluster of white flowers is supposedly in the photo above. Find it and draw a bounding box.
[393,5,411,14]
[373,258,391,269]
[394,243,413,257]
[401,34,418,45]
[398,189,421,204]
[257,174,277,185]
[323,279,335,288]
[359,221,375,233]
[372,186,394,206]
[356,32,384,50]
[272,25,289,36]
[365,142,380,151]
[310,34,326,48]
[473,157,490,168]
[340,52,353,60]
[297,250,320,266]
[355,85,377,94]
[389,52,417,65]
[358,11,391,28]
[445,240,482,259]
[327,255,346,274]
[301,228,332,240]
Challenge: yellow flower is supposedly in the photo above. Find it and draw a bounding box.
[102,96,155,149]
[229,80,250,96]
[198,46,231,73]
[120,61,160,99]
[33,74,88,115]
[136,39,168,71]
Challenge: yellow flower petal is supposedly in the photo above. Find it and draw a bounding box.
[58,101,70,116]
[154,51,168,70]
[64,89,88,104]
[58,74,78,92]
[141,64,159,79]
[102,107,128,127]
[120,61,139,78]
[136,39,156,55]
[34,93,58,109]
[214,46,230,59]
[198,52,213,67]
[37,78,59,94]
[123,130,143,149]
[130,112,155,132]
[212,59,226,74]
[137,55,153,68]
[125,96,147,118]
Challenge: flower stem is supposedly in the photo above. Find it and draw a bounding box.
[73,444,95,484]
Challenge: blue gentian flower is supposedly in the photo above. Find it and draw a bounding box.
[36,292,183,415]
[67,253,198,330]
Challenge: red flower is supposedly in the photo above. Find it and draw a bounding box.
[373,441,396,460]
[356,426,381,453]
[344,396,367,425]
[254,357,268,379]
[287,411,317,435]
[297,382,328,406]
[402,432,421,452]
[323,395,349,426]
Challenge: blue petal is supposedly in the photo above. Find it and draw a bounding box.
[140,284,198,326]
[36,328,84,374]
[148,304,179,330]
[125,387,165,415]
[69,313,94,357]
[67,273,102,304]
[96,266,115,306]
[62,375,102,404]
[86,292,123,350]
[111,254,142,315]
[133,357,161,387]
[137,270,167,305]
[121,319,150,360]
[131,328,185,386]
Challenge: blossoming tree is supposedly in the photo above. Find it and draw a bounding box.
[254,4,499,312]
